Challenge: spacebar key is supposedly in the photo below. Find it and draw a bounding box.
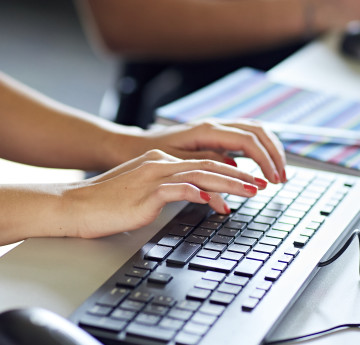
[126,323,176,343]
[166,242,201,265]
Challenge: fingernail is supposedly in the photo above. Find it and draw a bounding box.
[274,171,280,183]
[200,191,211,202]
[254,177,268,189]
[282,169,287,182]
[224,203,231,214]
[243,184,258,195]
[224,158,237,167]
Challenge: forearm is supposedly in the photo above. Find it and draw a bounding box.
[0,72,144,170]
[0,184,72,245]
[78,0,340,60]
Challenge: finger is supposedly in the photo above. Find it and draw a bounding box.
[150,183,232,215]
[169,169,259,198]
[204,123,283,184]
[226,121,287,182]
[148,159,267,190]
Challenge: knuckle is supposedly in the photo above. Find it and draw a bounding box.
[143,149,166,161]
[199,159,217,171]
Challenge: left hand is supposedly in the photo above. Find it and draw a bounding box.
[129,120,286,184]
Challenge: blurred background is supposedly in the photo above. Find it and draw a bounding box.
[0,0,115,114]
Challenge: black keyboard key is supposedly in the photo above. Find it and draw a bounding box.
[111,308,136,321]
[202,271,226,282]
[278,254,294,264]
[209,291,235,305]
[247,222,269,232]
[135,313,161,325]
[224,220,247,230]
[253,243,276,255]
[189,257,237,273]
[199,221,222,230]
[185,234,209,245]
[293,235,309,247]
[266,230,288,240]
[247,250,270,262]
[254,215,276,225]
[152,295,176,307]
[87,305,112,316]
[241,229,263,240]
[186,288,211,301]
[197,249,220,259]
[177,300,202,311]
[159,317,185,331]
[183,321,210,336]
[168,308,194,320]
[126,323,176,343]
[211,234,234,245]
[97,287,130,307]
[234,236,257,247]
[148,272,173,284]
[167,224,194,237]
[133,260,158,271]
[174,203,210,226]
[80,314,127,332]
[203,242,227,252]
[232,214,253,223]
[158,235,183,248]
[242,297,259,311]
[191,311,218,325]
[259,236,282,247]
[217,227,241,238]
[207,213,230,223]
[234,259,263,277]
[129,291,153,303]
[217,282,242,295]
[144,245,173,261]
[117,276,142,288]
[224,275,249,286]
[167,242,201,265]
[265,269,282,282]
[199,303,225,316]
[227,243,251,254]
[221,251,244,262]
[192,228,216,238]
[175,331,202,345]
[125,268,150,279]
[120,300,145,312]
[194,279,219,290]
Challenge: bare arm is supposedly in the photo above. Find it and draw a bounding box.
[77,0,359,60]
[0,72,144,171]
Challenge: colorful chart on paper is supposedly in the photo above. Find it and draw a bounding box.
[156,67,360,171]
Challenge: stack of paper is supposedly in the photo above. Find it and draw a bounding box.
[156,68,360,173]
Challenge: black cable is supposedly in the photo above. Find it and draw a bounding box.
[264,323,360,345]
[318,229,360,268]
[264,229,360,345]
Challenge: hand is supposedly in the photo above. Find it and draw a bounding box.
[131,120,286,184]
[65,149,268,239]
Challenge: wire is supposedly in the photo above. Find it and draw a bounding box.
[264,229,360,345]
[318,229,360,268]
[264,323,360,345]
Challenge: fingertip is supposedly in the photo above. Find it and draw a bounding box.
[224,157,237,167]
[254,177,268,189]
[200,190,211,202]
[243,183,258,196]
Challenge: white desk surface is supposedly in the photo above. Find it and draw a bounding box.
[1,32,360,345]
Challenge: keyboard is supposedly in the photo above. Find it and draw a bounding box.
[70,164,360,345]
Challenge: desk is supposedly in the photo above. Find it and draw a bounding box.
[0,32,360,345]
